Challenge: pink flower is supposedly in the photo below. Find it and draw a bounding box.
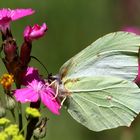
[14,67,60,115]
[122,26,140,35]
[24,23,48,42]
[21,67,41,85]
[14,80,60,115]
[0,8,35,33]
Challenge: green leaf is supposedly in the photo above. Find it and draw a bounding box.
[64,76,140,131]
[60,32,140,82]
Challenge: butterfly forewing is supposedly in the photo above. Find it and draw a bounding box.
[60,32,140,82]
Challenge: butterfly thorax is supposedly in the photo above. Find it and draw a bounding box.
[47,74,70,104]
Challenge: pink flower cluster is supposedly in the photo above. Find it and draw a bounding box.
[0,8,48,40]
[0,8,60,115]
[14,67,61,115]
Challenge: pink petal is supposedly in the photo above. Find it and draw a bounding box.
[23,26,31,39]
[0,9,11,20]
[40,90,60,115]
[14,87,39,103]
[3,8,35,20]
[0,8,35,33]
[24,23,48,41]
[0,8,35,21]
[22,67,40,85]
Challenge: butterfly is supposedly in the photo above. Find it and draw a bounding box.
[48,31,140,131]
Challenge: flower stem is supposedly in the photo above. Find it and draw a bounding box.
[19,119,30,134]
[16,83,23,134]
[10,109,16,122]
[18,102,23,132]
[26,101,40,140]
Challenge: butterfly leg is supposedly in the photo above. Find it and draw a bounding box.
[47,80,57,87]
[60,96,66,108]
[46,80,59,99]
[52,82,59,100]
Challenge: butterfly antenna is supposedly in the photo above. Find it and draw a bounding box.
[31,56,49,75]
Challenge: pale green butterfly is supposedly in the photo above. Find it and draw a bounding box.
[49,31,140,132]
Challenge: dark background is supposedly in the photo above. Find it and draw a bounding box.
[0,0,140,140]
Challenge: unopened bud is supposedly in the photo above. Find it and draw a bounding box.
[26,107,41,118]
[3,38,18,62]
[5,95,16,110]
[24,23,48,42]
[33,126,46,139]
[0,118,10,126]
[33,117,48,139]
[20,41,32,67]
[0,106,6,118]
[12,134,25,140]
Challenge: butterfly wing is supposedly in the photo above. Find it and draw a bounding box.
[59,32,140,131]
[60,32,140,82]
[64,76,140,131]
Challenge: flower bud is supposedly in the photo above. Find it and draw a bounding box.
[33,126,46,139]
[0,118,10,126]
[5,95,16,110]
[26,107,41,118]
[3,37,18,63]
[20,41,32,68]
[0,131,8,140]
[2,38,20,79]
[24,23,48,42]
[0,106,6,118]
[4,124,19,136]
[12,134,25,140]
[33,117,48,139]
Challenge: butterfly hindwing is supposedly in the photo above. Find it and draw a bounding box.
[64,76,140,131]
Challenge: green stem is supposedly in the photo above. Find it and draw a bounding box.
[10,109,16,122]
[26,101,41,140]
[19,120,30,134]
[26,117,39,140]
[18,102,23,133]
[16,83,23,134]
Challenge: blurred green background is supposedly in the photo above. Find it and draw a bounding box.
[1,0,140,140]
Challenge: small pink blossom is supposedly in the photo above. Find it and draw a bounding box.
[134,60,140,87]
[14,80,60,115]
[24,23,48,41]
[123,27,140,86]
[122,26,140,35]
[0,8,35,33]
